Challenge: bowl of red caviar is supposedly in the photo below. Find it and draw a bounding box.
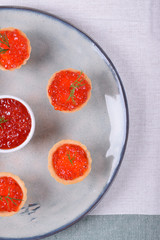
[0,95,35,153]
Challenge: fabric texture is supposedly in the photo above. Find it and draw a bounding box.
[46,215,160,240]
[0,0,159,215]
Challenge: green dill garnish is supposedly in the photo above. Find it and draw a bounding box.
[0,32,10,54]
[67,71,86,104]
[66,151,76,165]
[0,188,23,207]
[0,116,8,129]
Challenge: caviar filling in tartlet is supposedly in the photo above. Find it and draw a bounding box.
[47,68,92,112]
[0,172,27,217]
[0,98,32,150]
[0,27,31,70]
[48,140,92,185]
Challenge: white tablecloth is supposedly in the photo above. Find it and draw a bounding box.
[1,0,159,215]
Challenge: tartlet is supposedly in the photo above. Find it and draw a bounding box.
[48,140,92,185]
[47,68,92,112]
[0,27,31,71]
[0,172,27,217]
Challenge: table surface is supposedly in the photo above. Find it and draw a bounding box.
[0,0,160,239]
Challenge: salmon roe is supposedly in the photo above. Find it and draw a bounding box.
[0,98,31,149]
[0,177,23,212]
[0,29,30,70]
[48,70,91,111]
[52,144,89,180]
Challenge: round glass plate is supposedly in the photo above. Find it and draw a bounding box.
[0,6,129,240]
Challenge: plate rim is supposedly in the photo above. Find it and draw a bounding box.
[0,5,129,240]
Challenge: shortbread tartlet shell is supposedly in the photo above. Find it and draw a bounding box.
[48,139,92,185]
[47,68,92,112]
[0,172,27,217]
[0,27,31,71]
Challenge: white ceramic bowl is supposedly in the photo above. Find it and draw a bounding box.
[0,95,35,153]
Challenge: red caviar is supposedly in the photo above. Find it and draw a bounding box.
[48,70,91,111]
[0,177,23,212]
[52,144,89,180]
[0,98,31,149]
[0,28,30,70]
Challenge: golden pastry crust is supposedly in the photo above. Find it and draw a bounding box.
[0,172,27,217]
[47,68,92,113]
[0,27,31,71]
[48,139,92,185]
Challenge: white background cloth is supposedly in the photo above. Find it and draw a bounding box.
[0,0,160,215]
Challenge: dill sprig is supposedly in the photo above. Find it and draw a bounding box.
[67,71,86,104]
[66,151,76,165]
[0,116,8,129]
[0,188,23,207]
[0,32,10,54]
